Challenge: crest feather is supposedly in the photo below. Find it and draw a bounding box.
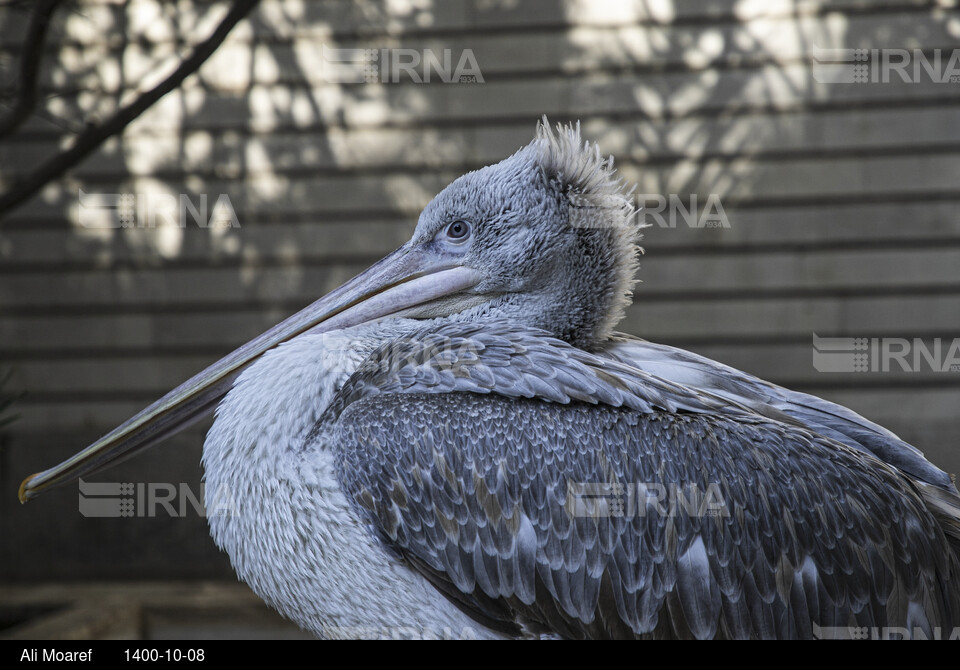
[529,118,644,342]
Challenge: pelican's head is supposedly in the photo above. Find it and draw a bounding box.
[19,119,639,501]
[407,120,640,349]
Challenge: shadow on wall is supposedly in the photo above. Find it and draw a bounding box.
[0,0,959,581]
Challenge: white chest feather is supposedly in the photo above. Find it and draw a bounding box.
[201,329,502,639]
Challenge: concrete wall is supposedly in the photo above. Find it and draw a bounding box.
[1,0,959,580]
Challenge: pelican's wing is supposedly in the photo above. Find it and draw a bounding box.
[312,325,960,639]
[601,335,957,492]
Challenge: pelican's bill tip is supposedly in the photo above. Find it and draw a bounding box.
[18,474,39,504]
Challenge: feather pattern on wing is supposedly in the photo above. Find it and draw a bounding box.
[600,334,956,491]
[307,322,960,639]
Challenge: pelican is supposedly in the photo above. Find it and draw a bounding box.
[20,120,960,639]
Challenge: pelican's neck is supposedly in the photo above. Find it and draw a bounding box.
[204,319,423,469]
[200,317,500,639]
[201,322,392,561]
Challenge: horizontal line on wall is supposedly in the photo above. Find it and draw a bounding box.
[2,283,960,318]
[5,236,960,274]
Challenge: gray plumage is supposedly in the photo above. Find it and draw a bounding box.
[313,321,960,638]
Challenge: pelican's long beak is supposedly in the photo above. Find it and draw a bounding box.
[19,245,482,502]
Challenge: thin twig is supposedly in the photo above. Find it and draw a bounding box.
[0,0,261,220]
[0,0,64,140]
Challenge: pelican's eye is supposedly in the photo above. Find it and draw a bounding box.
[445,220,471,242]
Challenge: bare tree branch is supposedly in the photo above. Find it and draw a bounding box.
[0,0,63,140]
[0,0,261,220]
